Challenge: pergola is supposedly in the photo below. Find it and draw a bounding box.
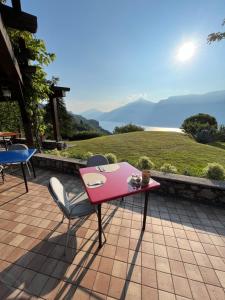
[0,0,69,146]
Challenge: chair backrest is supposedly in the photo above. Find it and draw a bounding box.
[48,177,70,218]
[8,144,28,150]
[87,154,109,167]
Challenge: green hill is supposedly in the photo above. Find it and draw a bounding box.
[64,132,225,177]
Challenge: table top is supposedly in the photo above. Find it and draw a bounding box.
[79,162,160,205]
[0,132,17,137]
[0,148,36,164]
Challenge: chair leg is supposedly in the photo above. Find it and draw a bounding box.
[65,219,71,255]
[26,162,31,176]
[1,170,4,183]
[61,214,65,223]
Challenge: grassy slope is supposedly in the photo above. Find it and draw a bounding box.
[65,132,225,176]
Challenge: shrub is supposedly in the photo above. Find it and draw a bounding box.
[203,163,225,180]
[137,156,154,170]
[83,151,93,159]
[70,131,103,140]
[48,148,61,157]
[105,153,117,163]
[160,163,177,174]
[181,113,218,136]
[217,125,225,142]
[195,128,217,144]
[113,123,144,134]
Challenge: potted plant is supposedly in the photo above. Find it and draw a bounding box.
[137,156,155,185]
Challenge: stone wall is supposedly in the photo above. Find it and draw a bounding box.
[33,154,225,205]
[151,171,225,205]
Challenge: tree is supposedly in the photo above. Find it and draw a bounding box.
[181,113,218,143]
[113,123,144,134]
[208,19,225,43]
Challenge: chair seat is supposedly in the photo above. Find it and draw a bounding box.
[70,196,95,218]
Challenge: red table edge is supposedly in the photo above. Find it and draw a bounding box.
[79,165,161,205]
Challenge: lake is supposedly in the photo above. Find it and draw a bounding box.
[99,120,183,133]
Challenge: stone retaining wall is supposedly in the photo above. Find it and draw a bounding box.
[33,153,225,205]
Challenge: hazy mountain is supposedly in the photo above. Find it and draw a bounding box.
[99,99,155,124]
[81,109,103,120]
[95,91,225,127]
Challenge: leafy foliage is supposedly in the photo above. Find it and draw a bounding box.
[137,156,154,170]
[105,153,117,163]
[208,19,225,43]
[195,129,217,144]
[2,23,55,147]
[0,101,22,132]
[113,123,144,134]
[203,163,225,180]
[181,113,218,136]
[160,163,177,174]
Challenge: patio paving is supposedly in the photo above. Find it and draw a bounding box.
[0,168,225,299]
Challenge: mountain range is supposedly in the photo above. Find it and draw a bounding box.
[81,90,225,127]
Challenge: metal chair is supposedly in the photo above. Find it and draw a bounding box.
[87,154,109,167]
[0,165,4,183]
[48,177,106,254]
[8,144,31,175]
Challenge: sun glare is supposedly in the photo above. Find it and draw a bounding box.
[177,42,196,62]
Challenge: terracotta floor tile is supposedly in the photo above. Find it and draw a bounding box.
[206,284,225,300]
[41,277,61,300]
[142,267,157,288]
[93,272,110,295]
[165,236,178,248]
[128,250,142,266]
[167,246,182,261]
[79,269,97,290]
[142,286,158,300]
[142,252,155,269]
[177,238,191,251]
[158,290,176,300]
[28,273,49,297]
[102,244,116,259]
[106,233,118,246]
[108,276,125,299]
[124,281,141,300]
[127,264,141,284]
[154,244,168,258]
[99,257,114,275]
[172,275,192,298]
[157,271,174,293]
[199,266,221,286]
[169,260,186,277]
[208,255,225,271]
[112,260,127,279]
[115,247,129,262]
[155,256,170,273]
[184,263,203,282]
[180,249,197,264]
[117,235,129,248]
[189,279,210,300]
[215,270,225,290]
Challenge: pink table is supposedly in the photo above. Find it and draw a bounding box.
[79,162,160,247]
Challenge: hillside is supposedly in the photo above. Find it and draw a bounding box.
[83,90,225,127]
[64,132,225,177]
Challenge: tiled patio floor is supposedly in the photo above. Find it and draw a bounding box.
[0,168,225,299]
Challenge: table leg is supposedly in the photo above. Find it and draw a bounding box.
[142,191,149,231]
[30,158,36,178]
[97,204,102,248]
[21,162,28,193]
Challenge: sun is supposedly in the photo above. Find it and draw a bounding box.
[177,42,196,62]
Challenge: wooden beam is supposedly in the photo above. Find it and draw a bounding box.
[0,3,37,33]
[0,14,23,84]
[49,96,61,142]
[11,0,21,11]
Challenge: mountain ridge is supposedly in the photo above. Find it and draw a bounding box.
[80,90,225,127]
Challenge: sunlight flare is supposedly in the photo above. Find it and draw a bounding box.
[177,42,196,62]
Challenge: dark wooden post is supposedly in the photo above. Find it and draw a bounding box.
[17,81,34,147]
[49,95,61,142]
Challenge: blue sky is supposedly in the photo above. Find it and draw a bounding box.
[22,0,225,112]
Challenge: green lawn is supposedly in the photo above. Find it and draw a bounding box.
[60,132,225,177]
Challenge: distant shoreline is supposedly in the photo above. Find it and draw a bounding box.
[98,120,183,133]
